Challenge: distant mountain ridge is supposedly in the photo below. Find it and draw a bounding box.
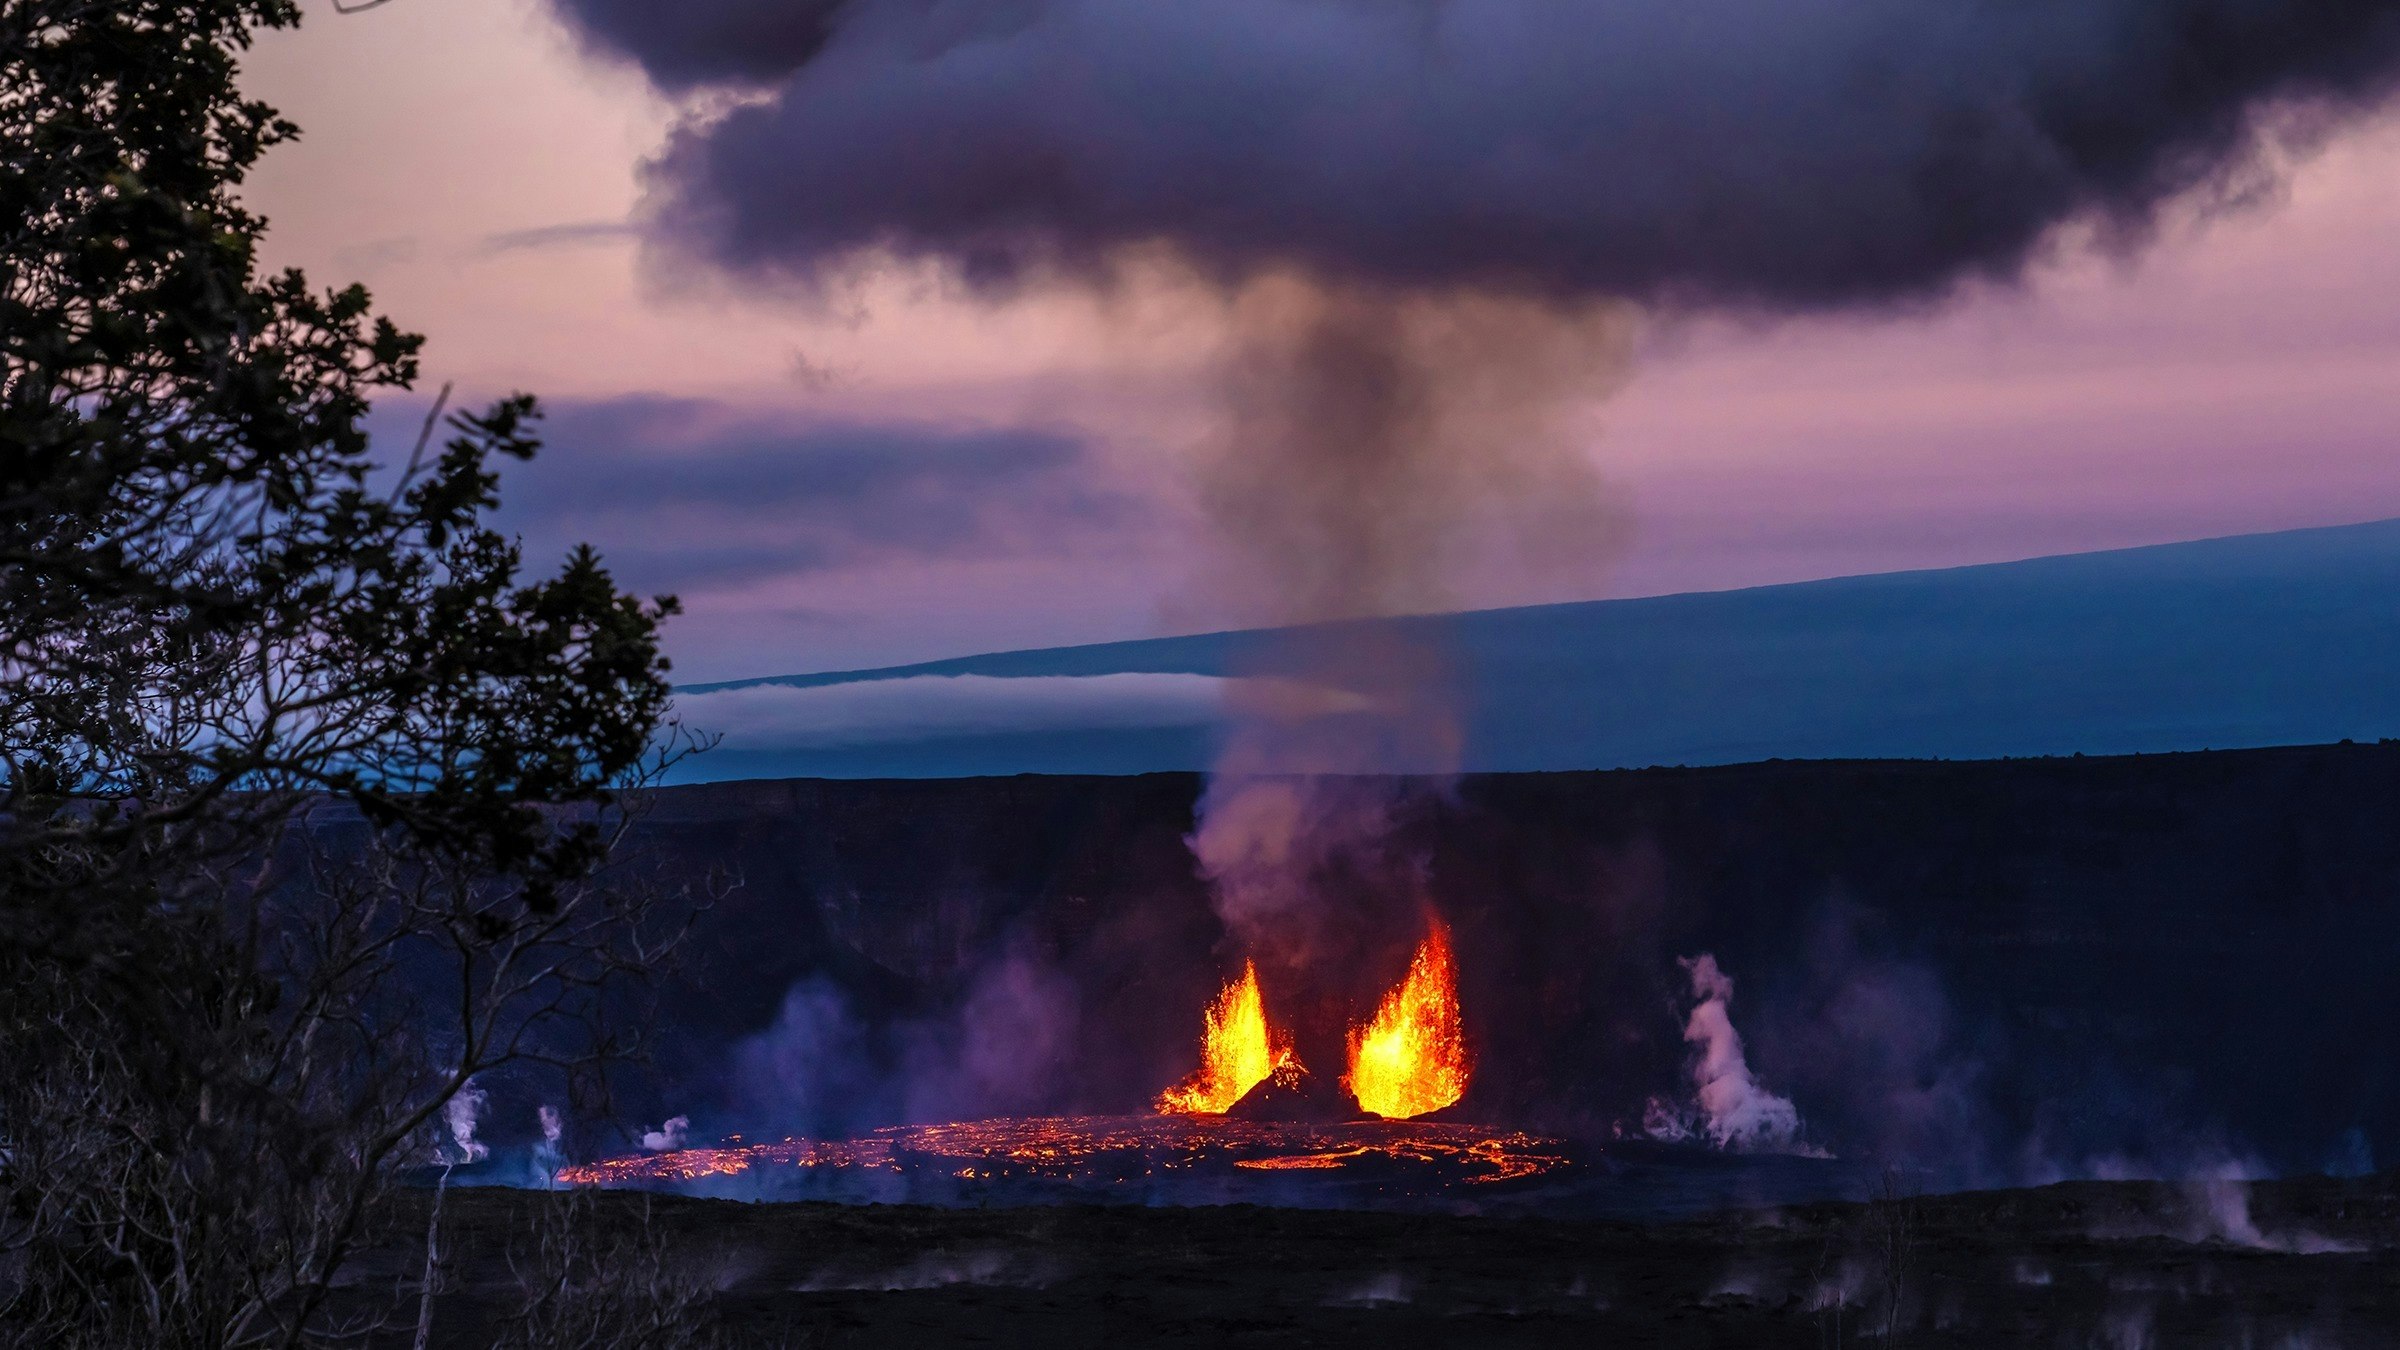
[672,518,2400,781]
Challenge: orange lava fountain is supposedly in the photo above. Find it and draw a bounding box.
[1345,921,1469,1119]
[1156,961,1291,1114]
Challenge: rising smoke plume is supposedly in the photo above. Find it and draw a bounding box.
[1189,280,1630,965]
[1197,279,1632,633]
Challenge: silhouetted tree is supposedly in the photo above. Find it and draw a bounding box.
[1,3,693,1344]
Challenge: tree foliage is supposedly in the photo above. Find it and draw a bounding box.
[0,2,691,1343]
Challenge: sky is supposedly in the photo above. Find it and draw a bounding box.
[242,0,2400,685]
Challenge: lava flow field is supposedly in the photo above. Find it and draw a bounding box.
[552,1119,1899,1223]
[562,921,1614,1209]
[560,1115,1575,1203]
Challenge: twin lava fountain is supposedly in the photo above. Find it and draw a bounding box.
[1158,921,1469,1121]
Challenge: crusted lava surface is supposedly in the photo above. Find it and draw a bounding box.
[1224,1062,1364,1123]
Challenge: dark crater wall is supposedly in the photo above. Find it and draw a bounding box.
[611,744,2400,1182]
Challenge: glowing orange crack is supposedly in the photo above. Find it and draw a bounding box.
[563,1117,1569,1188]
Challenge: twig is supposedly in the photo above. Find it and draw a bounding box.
[411,1164,450,1350]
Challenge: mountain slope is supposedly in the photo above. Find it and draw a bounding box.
[673,518,2400,781]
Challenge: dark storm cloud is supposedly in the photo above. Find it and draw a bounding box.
[461,395,1135,590]
[548,0,854,91]
[520,397,1095,513]
[549,0,2400,309]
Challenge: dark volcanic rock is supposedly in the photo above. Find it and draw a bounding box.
[393,1178,2400,1348]
[1226,1061,1364,1123]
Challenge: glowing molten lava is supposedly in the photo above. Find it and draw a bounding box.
[1345,922,1469,1119]
[1156,961,1291,1114]
[557,1116,1572,1190]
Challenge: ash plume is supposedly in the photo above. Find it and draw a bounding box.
[1197,278,1631,635]
[1187,279,1630,964]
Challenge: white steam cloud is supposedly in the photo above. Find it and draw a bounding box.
[1665,954,1804,1153]
[442,1082,490,1165]
[642,1115,692,1152]
[2180,1160,2355,1254]
[534,1104,566,1182]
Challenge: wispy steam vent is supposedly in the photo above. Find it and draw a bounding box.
[443,1083,491,1166]
[1670,955,1804,1153]
[554,0,2400,310]
[535,1104,566,1182]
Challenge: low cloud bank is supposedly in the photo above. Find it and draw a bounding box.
[678,672,1369,749]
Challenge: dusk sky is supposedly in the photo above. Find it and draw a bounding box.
[243,0,2400,684]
